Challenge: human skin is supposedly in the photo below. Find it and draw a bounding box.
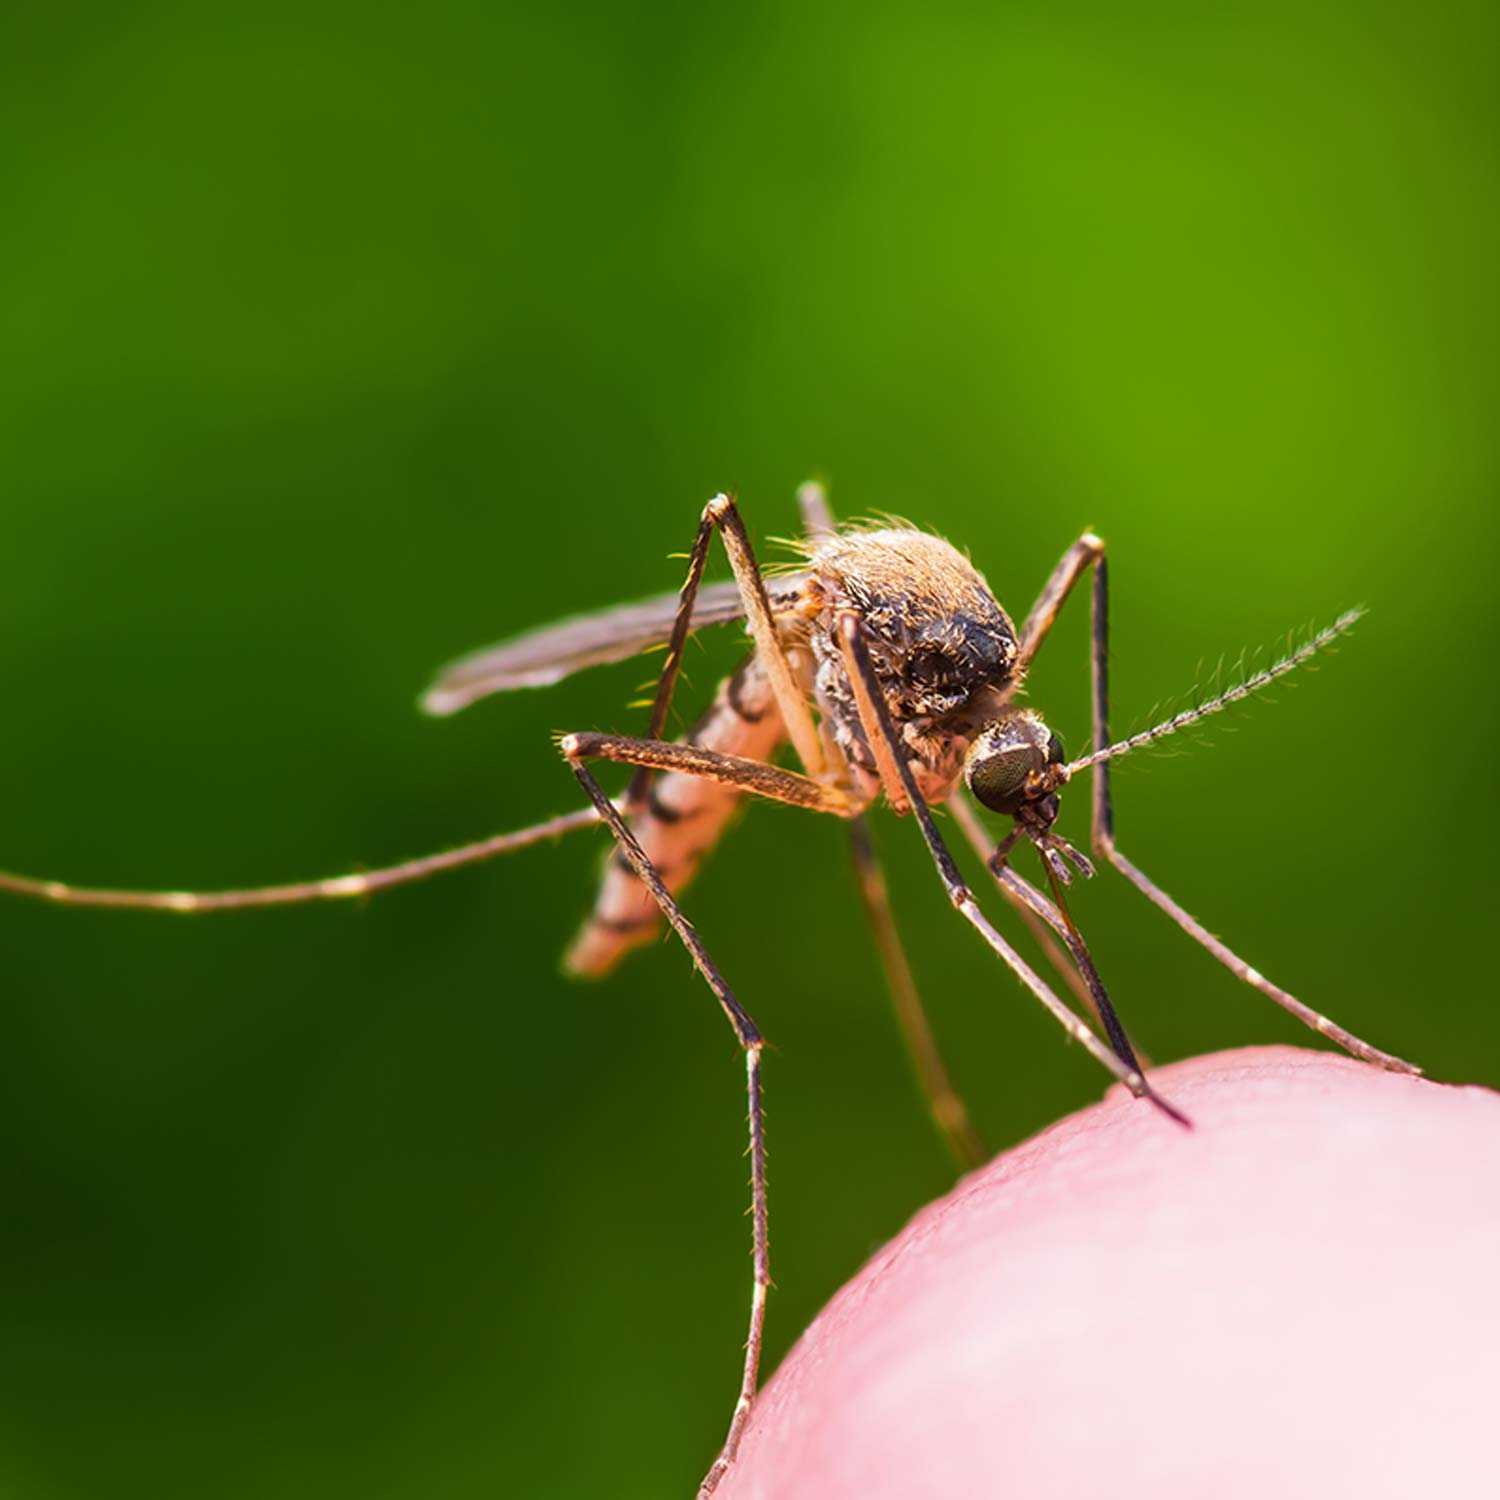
[718,1046,1500,1499]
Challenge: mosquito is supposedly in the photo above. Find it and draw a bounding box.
[0,482,1420,1498]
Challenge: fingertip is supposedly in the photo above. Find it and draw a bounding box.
[720,1046,1500,1499]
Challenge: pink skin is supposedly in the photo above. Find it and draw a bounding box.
[719,1046,1500,1498]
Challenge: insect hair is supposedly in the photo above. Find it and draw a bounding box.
[1067,608,1365,775]
[1116,643,1265,764]
[766,512,951,570]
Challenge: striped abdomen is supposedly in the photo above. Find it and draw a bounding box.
[565,654,785,977]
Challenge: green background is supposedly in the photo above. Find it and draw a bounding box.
[1,3,1495,1496]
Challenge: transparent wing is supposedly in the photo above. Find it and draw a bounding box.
[421,577,761,716]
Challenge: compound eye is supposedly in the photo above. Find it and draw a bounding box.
[966,745,1044,816]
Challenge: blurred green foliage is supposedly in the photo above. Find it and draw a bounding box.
[0,2,1495,1496]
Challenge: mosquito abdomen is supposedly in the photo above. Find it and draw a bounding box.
[565,654,785,977]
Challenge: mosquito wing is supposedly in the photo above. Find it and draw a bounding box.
[421,578,762,715]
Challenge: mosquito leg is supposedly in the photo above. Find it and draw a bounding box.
[947,788,1149,1062]
[561,751,769,1499]
[848,816,986,1170]
[990,857,1143,1075]
[1080,545,1421,1075]
[1103,845,1424,1072]
[627,503,720,808]
[701,494,826,779]
[832,610,1189,1126]
[950,788,1095,1015]
[562,733,856,816]
[631,488,824,803]
[1017,530,1105,670]
[0,807,603,912]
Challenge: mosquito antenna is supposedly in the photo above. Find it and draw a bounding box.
[1065,608,1365,777]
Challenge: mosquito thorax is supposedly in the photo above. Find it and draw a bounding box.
[963,712,1068,819]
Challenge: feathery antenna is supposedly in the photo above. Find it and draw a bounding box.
[1065,608,1365,776]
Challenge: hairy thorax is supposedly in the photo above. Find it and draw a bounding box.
[789,526,1021,805]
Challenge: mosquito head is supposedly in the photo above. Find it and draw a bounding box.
[963,710,1093,885]
[962,710,1070,826]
